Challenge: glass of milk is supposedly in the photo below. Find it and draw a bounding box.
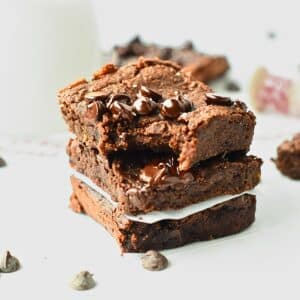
[0,0,100,136]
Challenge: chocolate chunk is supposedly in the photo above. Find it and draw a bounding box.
[0,157,6,167]
[132,98,156,115]
[161,98,182,118]
[141,250,168,271]
[138,86,162,102]
[225,80,241,92]
[205,93,233,106]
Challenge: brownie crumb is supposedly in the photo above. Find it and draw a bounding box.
[0,157,6,167]
[273,133,300,179]
[225,80,241,92]
[141,250,168,271]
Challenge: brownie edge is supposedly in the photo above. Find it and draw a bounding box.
[70,176,256,253]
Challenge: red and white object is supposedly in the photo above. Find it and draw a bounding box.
[250,67,300,116]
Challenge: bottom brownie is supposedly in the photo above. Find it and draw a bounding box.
[70,176,256,253]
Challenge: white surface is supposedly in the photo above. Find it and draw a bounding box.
[1,113,300,299]
[73,170,258,224]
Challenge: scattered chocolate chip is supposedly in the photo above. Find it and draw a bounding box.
[141,250,168,271]
[0,157,6,167]
[138,86,162,102]
[161,98,182,118]
[132,98,156,115]
[205,93,233,106]
[70,271,96,291]
[84,92,110,101]
[0,251,20,273]
[267,31,277,39]
[225,80,241,92]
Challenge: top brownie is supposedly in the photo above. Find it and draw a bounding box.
[59,58,255,171]
[111,36,229,83]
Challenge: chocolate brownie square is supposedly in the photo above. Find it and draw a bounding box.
[59,58,255,171]
[67,138,262,215]
[70,176,256,253]
[112,36,229,83]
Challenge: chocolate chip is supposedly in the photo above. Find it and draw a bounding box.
[84,92,110,101]
[182,41,194,50]
[160,47,173,60]
[107,94,131,108]
[138,86,162,102]
[176,94,193,112]
[161,98,182,118]
[0,157,6,167]
[225,80,240,92]
[109,101,134,119]
[84,102,103,122]
[141,250,168,271]
[140,163,166,185]
[70,271,96,291]
[132,98,156,115]
[0,251,20,273]
[205,93,233,106]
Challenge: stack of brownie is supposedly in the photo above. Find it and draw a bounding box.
[59,58,262,253]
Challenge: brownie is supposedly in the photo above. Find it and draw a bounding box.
[59,58,255,171]
[273,133,300,179]
[70,176,256,253]
[67,138,262,215]
[111,36,229,83]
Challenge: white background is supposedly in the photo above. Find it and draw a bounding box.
[1,0,300,299]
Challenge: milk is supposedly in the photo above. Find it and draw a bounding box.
[0,0,99,136]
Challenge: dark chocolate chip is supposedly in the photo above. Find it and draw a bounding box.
[225,80,240,92]
[205,93,233,106]
[161,98,182,118]
[107,94,131,108]
[132,98,156,115]
[141,250,168,271]
[160,47,173,60]
[84,92,110,101]
[140,163,166,185]
[84,102,103,122]
[176,94,193,112]
[109,101,134,119]
[0,157,6,167]
[182,41,194,50]
[138,86,162,102]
